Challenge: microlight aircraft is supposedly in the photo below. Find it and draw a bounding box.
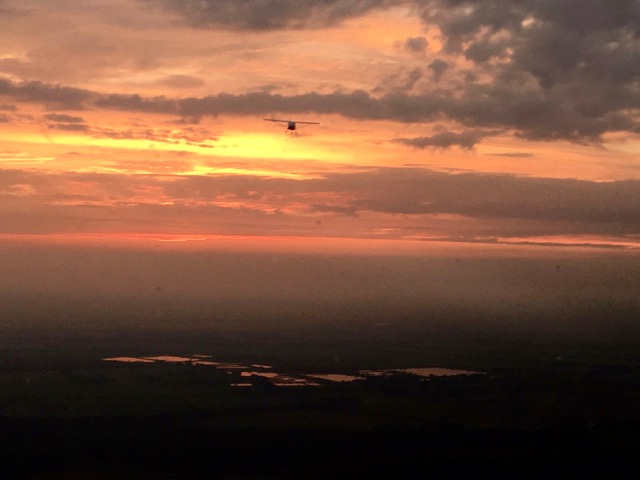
[264,118,321,133]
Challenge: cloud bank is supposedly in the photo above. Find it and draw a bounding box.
[0,0,638,146]
[2,166,639,243]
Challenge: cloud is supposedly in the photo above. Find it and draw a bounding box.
[43,113,85,123]
[427,59,449,82]
[88,73,634,142]
[88,125,218,147]
[44,112,88,132]
[394,130,488,150]
[140,1,639,143]
[1,167,640,240]
[0,0,12,15]
[463,37,510,63]
[416,0,640,140]
[2,0,640,146]
[3,68,639,144]
[489,152,535,158]
[403,36,428,54]
[49,123,89,132]
[158,74,206,89]
[0,77,94,109]
[1,183,35,197]
[375,67,424,94]
[401,68,424,91]
[94,91,178,114]
[352,168,640,224]
[147,0,405,30]
[310,168,640,242]
[95,89,451,123]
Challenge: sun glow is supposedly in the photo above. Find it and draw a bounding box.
[215,132,342,162]
[188,164,313,179]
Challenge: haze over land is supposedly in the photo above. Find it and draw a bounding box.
[2,236,639,356]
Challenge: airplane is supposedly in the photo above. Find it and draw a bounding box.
[264,118,321,133]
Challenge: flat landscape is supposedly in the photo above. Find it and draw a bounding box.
[2,309,639,479]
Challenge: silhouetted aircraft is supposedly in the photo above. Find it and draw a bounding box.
[264,118,321,132]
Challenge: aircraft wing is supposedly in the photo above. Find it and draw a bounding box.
[263,118,321,125]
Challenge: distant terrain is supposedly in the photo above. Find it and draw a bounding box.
[2,242,639,478]
[2,316,639,479]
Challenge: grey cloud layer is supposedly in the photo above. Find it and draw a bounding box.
[2,167,639,239]
[394,130,489,149]
[419,0,640,141]
[68,85,640,141]
[143,0,640,142]
[0,78,93,109]
[315,168,640,231]
[146,0,403,30]
[4,75,636,142]
[2,0,640,143]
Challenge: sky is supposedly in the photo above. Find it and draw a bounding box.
[1,0,640,249]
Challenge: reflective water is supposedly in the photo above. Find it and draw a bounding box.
[104,357,154,363]
[103,355,483,388]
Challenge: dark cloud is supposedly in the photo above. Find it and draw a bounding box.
[463,37,510,63]
[152,0,640,142]
[49,123,89,132]
[2,70,638,144]
[0,77,94,109]
[416,0,640,140]
[5,2,634,145]
[6,0,640,150]
[320,168,640,235]
[375,67,424,94]
[43,113,85,123]
[0,104,16,111]
[0,114,9,123]
[427,59,449,82]
[95,92,178,114]
[402,68,424,90]
[147,0,404,30]
[95,89,447,123]
[394,130,488,149]
[44,113,88,133]
[404,36,428,53]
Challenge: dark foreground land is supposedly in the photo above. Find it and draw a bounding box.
[2,316,640,479]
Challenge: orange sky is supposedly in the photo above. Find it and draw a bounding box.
[1,1,640,249]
